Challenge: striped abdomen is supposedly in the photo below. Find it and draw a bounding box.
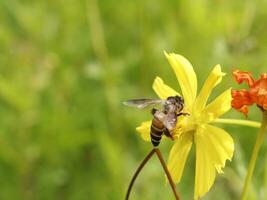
[150,117,165,146]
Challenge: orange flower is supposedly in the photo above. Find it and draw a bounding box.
[231,70,267,116]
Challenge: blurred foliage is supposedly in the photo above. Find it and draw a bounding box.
[0,0,267,199]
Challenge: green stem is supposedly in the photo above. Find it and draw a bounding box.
[241,112,267,200]
[125,149,155,200]
[213,118,261,128]
[125,148,180,200]
[154,148,180,200]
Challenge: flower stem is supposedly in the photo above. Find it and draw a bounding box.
[125,148,180,200]
[214,118,261,128]
[155,148,180,200]
[125,149,155,200]
[241,112,267,200]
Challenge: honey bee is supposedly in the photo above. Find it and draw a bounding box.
[124,95,189,146]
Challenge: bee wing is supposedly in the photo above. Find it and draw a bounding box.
[163,113,177,130]
[123,98,164,110]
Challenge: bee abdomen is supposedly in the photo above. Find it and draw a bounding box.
[150,118,164,147]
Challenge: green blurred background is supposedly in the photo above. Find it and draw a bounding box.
[1,0,267,199]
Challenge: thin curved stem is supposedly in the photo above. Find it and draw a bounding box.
[125,149,155,200]
[213,118,261,128]
[155,148,180,200]
[241,112,267,200]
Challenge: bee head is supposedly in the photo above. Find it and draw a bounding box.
[174,95,184,104]
[165,95,184,113]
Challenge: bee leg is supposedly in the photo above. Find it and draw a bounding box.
[151,108,158,115]
[177,112,190,117]
[164,129,175,140]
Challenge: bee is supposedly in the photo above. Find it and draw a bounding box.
[124,95,189,147]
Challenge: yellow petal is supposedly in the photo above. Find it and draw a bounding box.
[194,65,225,112]
[164,52,197,109]
[167,131,193,183]
[152,77,180,99]
[201,88,232,123]
[136,121,151,141]
[194,125,234,199]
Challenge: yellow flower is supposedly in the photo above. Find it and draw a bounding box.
[136,52,234,199]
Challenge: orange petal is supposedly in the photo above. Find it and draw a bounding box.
[232,70,267,113]
[237,105,249,117]
[261,73,267,79]
[231,89,253,107]
[232,70,254,87]
[250,78,267,110]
